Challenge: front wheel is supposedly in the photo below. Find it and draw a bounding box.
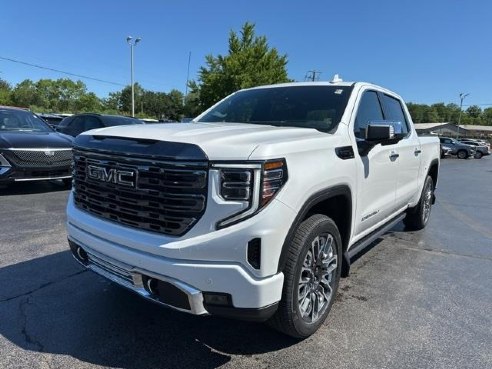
[457,150,468,159]
[267,214,342,338]
[475,152,483,159]
[404,175,434,231]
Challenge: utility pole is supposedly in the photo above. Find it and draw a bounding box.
[457,92,469,138]
[305,70,321,82]
[126,36,142,117]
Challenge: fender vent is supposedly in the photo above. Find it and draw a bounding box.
[248,238,261,269]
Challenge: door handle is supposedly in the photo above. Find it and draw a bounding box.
[414,148,422,155]
[389,152,399,159]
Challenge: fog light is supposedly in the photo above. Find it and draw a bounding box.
[203,293,232,306]
[68,240,88,264]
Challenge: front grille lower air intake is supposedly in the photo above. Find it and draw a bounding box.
[72,136,209,237]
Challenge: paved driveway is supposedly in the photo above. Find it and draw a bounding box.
[1,158,491,369]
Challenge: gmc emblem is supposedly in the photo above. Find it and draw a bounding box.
[87,165,136,188]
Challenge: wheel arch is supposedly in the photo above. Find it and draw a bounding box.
[277,185,353,277]
[428,159,439,189]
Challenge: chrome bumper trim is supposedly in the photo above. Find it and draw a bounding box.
[14,175,72,182]
[70,239,208,315]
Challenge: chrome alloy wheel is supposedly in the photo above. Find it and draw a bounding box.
[297,233,338,322]
[422,181,433,224]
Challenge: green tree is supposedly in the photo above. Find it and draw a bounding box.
[194,22,290,109]
[482,107,492,126]
[103,91,122,111]
[120,83,144,114]
[183,82,202,118]
[74,92,102,112]
[466,105,482,119]
[165,89,184,120]
[0,79,12,105]
[407,103,425,123]
[11,79,41,108]
[423,107,439,123]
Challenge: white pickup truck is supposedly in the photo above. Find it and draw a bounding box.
[66,78,440,338]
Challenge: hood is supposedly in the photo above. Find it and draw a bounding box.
[0,131,73,149]
[83,122,326,160]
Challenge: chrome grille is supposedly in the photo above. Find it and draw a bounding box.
[88,252,134,285]
[73,150,208,236]
[6,149,72,167]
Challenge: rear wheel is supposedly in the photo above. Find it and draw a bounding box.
[474,151,483,159]
[267,214,341,338]
[457,150,468,159]
[404,175,434,231]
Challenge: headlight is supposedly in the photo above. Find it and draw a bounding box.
[213,159,288,228]
[0,153,12,175]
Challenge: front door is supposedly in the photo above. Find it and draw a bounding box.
[350,89,399,240]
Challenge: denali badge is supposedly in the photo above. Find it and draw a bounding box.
[87,165,136,188]
[44,150,55,156]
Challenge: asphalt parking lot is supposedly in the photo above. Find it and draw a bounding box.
[1,157,491,369]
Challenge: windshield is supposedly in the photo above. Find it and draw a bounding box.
[197,85,353,133]
[0,109,53,132]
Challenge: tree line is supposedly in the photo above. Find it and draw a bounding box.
[407,102,492,126]
[0,78,195,121]
[1,22,491,125]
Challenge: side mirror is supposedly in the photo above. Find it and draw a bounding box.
[366,124,395,142]
[357,121,403,156]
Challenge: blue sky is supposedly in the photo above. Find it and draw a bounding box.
[1,0,491,107]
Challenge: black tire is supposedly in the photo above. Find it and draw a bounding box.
[474,151,483,159]
[404,175,434,231]
[457,150,468,159]
[267,214,342,338]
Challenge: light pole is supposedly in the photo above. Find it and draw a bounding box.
[126,36,142,117]
[457,92,469,138]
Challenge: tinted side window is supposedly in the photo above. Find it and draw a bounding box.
[84,116,103,131]
[57,116,72,128]
[354,91,384,139]
[382,94,410,135]
[65,116,84,136]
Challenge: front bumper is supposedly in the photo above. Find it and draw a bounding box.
[0,166,71,182]
[66,193,294,317]
[68,238,279,320]
[0,150,72,183]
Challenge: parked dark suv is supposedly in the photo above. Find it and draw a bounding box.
[439,137,476,159]
[0,106,73,185]
[56,113,142,137]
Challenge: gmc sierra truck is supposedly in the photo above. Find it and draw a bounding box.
[66,79,440,338]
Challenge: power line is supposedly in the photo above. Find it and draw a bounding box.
[0,56,125,87]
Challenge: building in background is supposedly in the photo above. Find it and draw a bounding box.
[414,123,492,138]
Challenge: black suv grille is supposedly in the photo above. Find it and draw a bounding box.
[6,149,72,167]
[73,149,208,236]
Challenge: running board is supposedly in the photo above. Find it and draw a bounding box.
[347,212,406,259]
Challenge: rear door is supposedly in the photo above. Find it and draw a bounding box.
[380,94,421,209]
